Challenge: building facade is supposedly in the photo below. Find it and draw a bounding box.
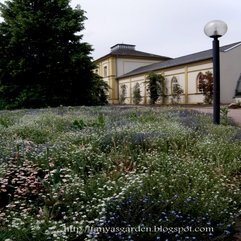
[95,42,241,105]
[94,44,171,103]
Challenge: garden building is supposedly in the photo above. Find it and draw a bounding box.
[94,42,241,104]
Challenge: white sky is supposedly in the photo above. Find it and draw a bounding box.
[1,0,241,60]
[71,0,241,60]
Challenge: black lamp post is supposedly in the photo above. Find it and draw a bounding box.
[204,20,228,124]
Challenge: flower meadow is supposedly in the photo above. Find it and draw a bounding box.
[0,106,241,241]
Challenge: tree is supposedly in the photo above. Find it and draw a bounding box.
[146,72,166,104]
[132,82,142,105]
[198,71,213,104]
[88,73,109,105]
[0,0,108,109]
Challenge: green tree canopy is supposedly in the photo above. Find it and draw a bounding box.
[0,0,108,109]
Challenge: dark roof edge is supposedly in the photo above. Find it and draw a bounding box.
[222,42,241,52]
[117,41,241,79]
[94,52,171,62]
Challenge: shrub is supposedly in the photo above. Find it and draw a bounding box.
[146,72,167,104]
[119,84,127,104]
[198,71,213,104]
[132,83,142,105]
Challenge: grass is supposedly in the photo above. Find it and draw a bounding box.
[0,106,241,241]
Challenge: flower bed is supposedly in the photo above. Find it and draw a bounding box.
[0,106,241,241]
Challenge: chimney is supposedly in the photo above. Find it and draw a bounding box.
[111,44,136,52]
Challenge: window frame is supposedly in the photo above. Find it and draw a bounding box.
[103,66,108,77]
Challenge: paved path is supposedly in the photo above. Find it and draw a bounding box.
[190,106,241,127]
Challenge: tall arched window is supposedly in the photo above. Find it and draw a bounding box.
[196,72,204,93]
[170,76,184,104]
[171,76,178,94]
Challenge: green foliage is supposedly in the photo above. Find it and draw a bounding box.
[89,74,109,105]
[95,113,105,127]
[220,106,230,125]
[198,71,213,104]
[0,106,241,240]
[72,113,105,130]
[72,119,86,129]
[119,84,127,104]
[0,112,15,127]
[146,72,167,104]
[132,82,142,105]
[0,0,108,109]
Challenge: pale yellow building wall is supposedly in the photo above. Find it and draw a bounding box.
[95,56,164,103]
[119,76,146,104]
[118,60,213,104]
[163,67,184,75]
[188,62,213,72]
[95,57,119,103]
[116,58,162,77]
[95,44,241,105]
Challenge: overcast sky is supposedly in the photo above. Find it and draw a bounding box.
[0,0,240,60]
[71,0,241,60]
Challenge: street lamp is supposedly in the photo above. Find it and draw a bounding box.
[204,20,228,124]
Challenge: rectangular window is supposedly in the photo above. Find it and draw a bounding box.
[104,66,108,77]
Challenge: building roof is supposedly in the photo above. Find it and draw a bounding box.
[118,41,241,79]
[95,43,171,62]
